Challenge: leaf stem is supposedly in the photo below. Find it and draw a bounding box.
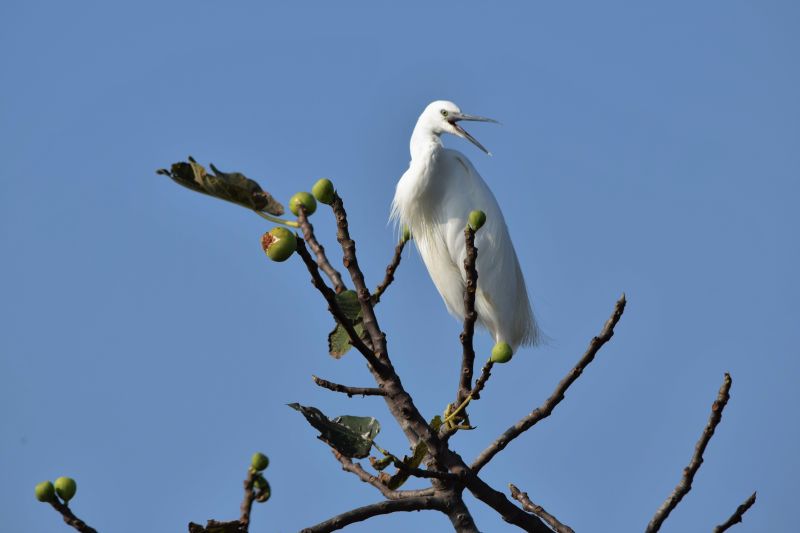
[254,210,300,228]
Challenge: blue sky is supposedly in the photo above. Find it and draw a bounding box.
[1,1,797,532]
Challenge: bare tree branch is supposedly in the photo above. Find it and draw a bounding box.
[459,470,550,532]
[238,468,257,531]
[713,492,757,533]
[509,483,574,533]
[47,501,97,533]
[297,208,347,294]
[456,226,479,409]
[300,496,446,533]
[329,193,446,464]
[439,450,550,533]
[371,239,406,305]
[442,494,480,533]
[646,373,734,533]
[470,360,495,401]
[312,375,386,397]
[331,450,436,500]
[188,519,244,533]
[471,294,627,473]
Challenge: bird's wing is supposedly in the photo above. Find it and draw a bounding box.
[439,150,539,347]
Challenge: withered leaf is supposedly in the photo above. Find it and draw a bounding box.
[158,156,284,215]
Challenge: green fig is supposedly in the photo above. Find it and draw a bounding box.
[54,477,77,502]
[311,178,335,205]
[254,474,268,490]
[289,191,317,216]
[35,481,55,502]
[251,452,269,472]
[255,478,271,502]
[401,225,411,244]
[490,342,513,364]
[468,210,486,231]
[261,227,297,262]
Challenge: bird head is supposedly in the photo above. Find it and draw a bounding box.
[419,100,498,155]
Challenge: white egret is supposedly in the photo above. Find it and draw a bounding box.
[391,100,540,355]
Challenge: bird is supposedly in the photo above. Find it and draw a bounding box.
[391,100,540,356]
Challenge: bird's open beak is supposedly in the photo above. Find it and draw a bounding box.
[449,113,499,155]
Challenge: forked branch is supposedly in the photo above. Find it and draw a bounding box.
[372,239,406,305]
[294,237,382,370]
[297,208,347,293]
[645,373,734,533]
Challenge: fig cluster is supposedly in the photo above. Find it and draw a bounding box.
[34,476,77,504]
[261,179,339,264]
[250,452,272,503]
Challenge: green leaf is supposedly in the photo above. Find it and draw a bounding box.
[158,157,284,215]
[335,290,361,320]
[327,321,364,358]
[386,439,429,490]
[288,403,380,459]
[327,290,364,358]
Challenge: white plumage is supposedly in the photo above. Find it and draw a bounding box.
[391,100,540,352]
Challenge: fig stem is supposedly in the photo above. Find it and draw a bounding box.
[254,210,300,228]
[443,393,473,425]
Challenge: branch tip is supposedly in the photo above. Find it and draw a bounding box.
[645,373,735,533]
[713,491,757,533]
[509,483,575,533]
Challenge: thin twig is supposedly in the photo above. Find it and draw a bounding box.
[48,500,98,533]
[471,294,627,473]
[468,359,494,403]
[312,375,386,397]
[300,496,445,533]
[646,373,734,533]
[238,467,257,531]
[456,226,479,409]
[332,450,436,500]
[294,237,382,370]
[188,519,244,532]
[509,483,574,533]
[297,208,347,294]
[371,239,406,305]
[713,492,757,533]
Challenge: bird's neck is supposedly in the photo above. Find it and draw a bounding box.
[409,126,443,162]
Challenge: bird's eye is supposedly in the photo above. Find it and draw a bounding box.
[440,109,448,117]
